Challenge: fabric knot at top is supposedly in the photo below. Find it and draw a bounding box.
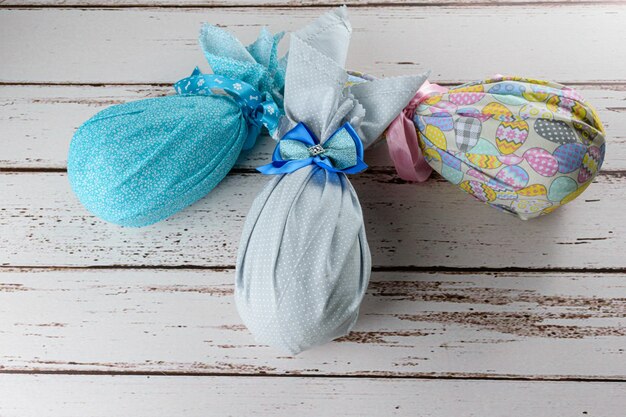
[257,122,368,175]
[175,67,282,150]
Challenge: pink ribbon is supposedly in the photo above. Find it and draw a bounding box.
[386,80,449,182]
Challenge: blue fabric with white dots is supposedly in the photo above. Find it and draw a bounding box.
[68,26,285,227]
[235,7,429,354]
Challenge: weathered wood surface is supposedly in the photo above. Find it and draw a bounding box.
[2,7,626,84]
[1,84,624,170]
[1,375,626,417]
[0,172,622,269]
[0,268,624,377]
[1,0,625,411]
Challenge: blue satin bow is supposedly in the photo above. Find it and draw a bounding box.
[174,68,282,150]
[257,122,368,175]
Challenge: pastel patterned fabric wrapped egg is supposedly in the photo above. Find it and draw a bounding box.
[68,25,285,227]
[388,76,606,220]
[235,7,428,354]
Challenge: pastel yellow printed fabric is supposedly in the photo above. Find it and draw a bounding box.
[414,76,606,220]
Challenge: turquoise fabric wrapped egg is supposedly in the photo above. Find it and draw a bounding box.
[69,93,249,226]
[68,25,285,227]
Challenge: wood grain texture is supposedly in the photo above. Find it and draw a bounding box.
[1,375,626,417]
[1,7,626,84]
[1,84,624,170]
[0,0,618,6]
[1,1,625,406]
[0,268,624,377]
[0,172,622,269]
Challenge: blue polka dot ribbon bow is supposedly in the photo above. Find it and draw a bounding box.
[174,67,282,150]
[257,122,368,175]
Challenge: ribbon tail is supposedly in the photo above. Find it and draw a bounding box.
[242,124,262,151]
[341,159,368,174]
[257,163,289,175]
[386,111,433,182]
[259,103,281,137]
[257,158,314,175]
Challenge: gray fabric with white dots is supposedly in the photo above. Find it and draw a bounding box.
[235,6,429,354]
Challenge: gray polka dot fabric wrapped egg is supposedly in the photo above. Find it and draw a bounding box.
[68,25,285,227]
[235,7,428,354]
[387,76,606,220]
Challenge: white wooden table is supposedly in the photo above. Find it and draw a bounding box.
[1,1,625,416]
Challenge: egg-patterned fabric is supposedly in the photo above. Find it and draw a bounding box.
[235,7,428,354]
[415,76,606,220]
[68,25,285,227]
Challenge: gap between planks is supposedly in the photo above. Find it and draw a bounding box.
[1,369,626,383]
[2,1,625,9]
[2,168,626,176]
[4,265,626,274]
[3,81,626,86]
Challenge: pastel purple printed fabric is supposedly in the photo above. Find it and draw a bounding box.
[408,76,606,219]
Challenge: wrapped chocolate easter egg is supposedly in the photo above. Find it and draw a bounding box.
[387,76,606,219]
[68,25,285,227]
[235,7,428,354]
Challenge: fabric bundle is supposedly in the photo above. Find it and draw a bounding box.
[387,76,606,220]
[235,7,428,354]
[68,25,285,227]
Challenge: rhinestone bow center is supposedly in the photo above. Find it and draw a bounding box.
[307,144,326,156]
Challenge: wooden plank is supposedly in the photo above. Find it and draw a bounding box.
[1,375,625,417]
[0,172,622,269]
[0,0,618,6]
[0,268,624,377]
[1,84,624,170]
[1,7,626,84]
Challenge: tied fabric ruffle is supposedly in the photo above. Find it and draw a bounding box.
[175,68,282,150]
[200,25,286,108]
[257,122,367,175]
[386,80,448,182]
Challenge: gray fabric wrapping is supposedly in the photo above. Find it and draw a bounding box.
[235,6,429,354]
